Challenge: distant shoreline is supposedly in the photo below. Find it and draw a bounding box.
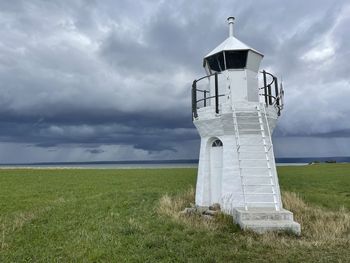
[0,163,199,169]
[0,157,349,170]
[1,156,350,167]
[0,162,346,170]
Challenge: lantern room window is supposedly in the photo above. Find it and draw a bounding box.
[205,50,248,72]
[206,52,225,72]
[225,50,248,69]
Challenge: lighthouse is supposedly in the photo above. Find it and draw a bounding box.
[191,17,300,234]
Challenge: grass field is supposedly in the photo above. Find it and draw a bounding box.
[0,164,349,262]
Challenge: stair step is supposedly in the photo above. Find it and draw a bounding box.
[239,129,263,132]
[238,220,301,235]
[237,122,261,125]
[234,116,259,118]
[244,193,275,195]
[239,144,270,146]
[243,184,274,186]
[239,159,268,161]
[235,110,259,113]
[235,116,259,118]
[241,176,272,178]
[239,220,301,233]
[242,220,298,226]
[233,208,294,221]
[245,201,276,204]
[239,138,267,140]
[240,167,270,169]
[238,150,270,153]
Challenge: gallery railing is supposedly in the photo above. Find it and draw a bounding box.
[192,70,285,119]
[192,72,225,119]
[260,70,284,116]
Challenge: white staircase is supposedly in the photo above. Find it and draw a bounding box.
[232,104,280,211]
[230,104,301,235]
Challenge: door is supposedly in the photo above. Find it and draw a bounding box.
[210,139,223,204]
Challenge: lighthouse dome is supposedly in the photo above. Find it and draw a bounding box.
[203,17,264,74]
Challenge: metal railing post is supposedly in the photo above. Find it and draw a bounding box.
[215,73,219,114]
[192,80,198,119]
[204,91,207,107]
[268,85,272,105]
[274,77,279,106]
[263,70,268,106]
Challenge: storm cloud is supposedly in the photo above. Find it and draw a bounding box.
[0,0,349,163]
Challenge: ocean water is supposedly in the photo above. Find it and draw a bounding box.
[0,157,349,169]
[0,163,198,169]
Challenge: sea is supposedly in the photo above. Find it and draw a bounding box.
[0,157,349,169]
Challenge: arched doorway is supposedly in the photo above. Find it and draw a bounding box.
[209,138,223,204]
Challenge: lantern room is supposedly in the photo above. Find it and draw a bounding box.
[203,17,264,75]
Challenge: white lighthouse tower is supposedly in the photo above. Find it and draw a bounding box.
[192,17,300,234]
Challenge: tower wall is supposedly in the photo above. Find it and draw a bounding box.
[194,103,282,211]
[206,69,260,106]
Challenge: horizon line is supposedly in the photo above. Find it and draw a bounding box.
[1,156,350,166]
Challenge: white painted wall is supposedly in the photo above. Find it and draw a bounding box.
[204,70,260,104]
[194,103,282,211]
[246,69,259,102]
[246,50,263,72]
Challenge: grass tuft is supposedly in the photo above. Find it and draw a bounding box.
[282,191,350,242]
[158,188,350,248]
[157,188,194,220]
[157,188,236,231]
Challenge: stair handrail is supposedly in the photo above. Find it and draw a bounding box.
[231,103,242,150]
[231,102,248,210]
[260,103,280,211]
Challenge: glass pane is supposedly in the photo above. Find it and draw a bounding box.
[212,139,223,147]
[225,50,248,69]
[206,52,225,72]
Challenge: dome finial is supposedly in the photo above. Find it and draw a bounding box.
[227,17,235,37]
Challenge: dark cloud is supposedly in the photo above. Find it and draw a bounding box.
[86,148,105,154]
[0,0,349,162]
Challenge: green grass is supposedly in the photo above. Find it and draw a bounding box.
[278,164,350,210]
[0,164,349,262]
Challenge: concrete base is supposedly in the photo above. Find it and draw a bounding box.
[232,208,301,235]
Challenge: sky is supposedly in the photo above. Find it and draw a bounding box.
[0,0,350,163]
